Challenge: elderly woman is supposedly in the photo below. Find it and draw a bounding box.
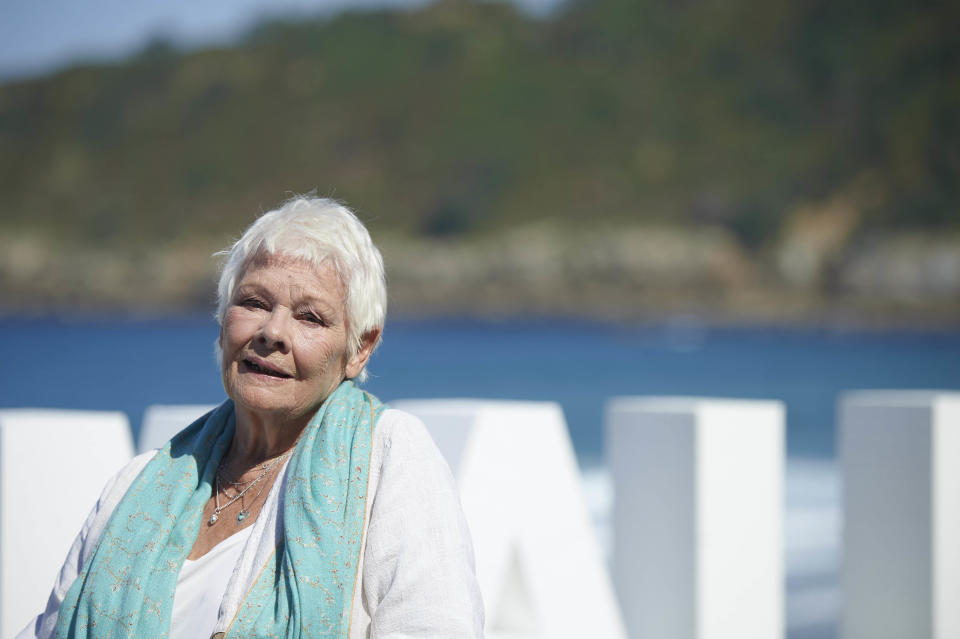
[20,197,484,638]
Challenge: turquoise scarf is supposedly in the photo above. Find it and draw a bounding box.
[55,380,384,639]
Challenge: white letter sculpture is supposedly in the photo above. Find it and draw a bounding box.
[606,397,785,639]
[138,404,217,453]
[0,409,134,638]
[840,391,960,639]
[391,399,627,639]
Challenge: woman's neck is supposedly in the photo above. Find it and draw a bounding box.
[227,408,306,471]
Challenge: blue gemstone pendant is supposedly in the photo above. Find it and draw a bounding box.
[237,510,249,523]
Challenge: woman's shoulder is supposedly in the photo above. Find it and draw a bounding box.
[358,407,483,636]
[377,407,428,432]
[126,448,161,470]
[109,449,160,493]
[372,408,458,481]
[375,408,440,454]
[89,449,159,518]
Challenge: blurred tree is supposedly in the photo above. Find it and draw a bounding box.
[0,0,956,251]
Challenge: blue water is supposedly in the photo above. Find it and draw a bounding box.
[3,315,959,463]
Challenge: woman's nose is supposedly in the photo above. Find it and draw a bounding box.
[257,311,289,351]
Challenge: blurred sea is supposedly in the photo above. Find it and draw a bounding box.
[4,315,958,461]
[3,315,958,638]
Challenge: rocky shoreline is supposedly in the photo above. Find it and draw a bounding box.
[2,225,959,328]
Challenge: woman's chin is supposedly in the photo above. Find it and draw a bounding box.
[230,387,302,420]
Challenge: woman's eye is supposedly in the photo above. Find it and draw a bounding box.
[241,298,266,309]
[302,312,325,325]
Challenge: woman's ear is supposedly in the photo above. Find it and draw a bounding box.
[345,328,382,379]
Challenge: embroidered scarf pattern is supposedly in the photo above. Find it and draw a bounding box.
[55,380,383,639]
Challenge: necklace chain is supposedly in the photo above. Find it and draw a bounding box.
[208,450,292,526]
[236,470,273,523]
[221,453,291,488]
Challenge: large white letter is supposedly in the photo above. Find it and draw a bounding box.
[138,404,217,453]
[0,409,133,638]
[392,399,626,639]
[606,397,785,639]
[840,391,960,639]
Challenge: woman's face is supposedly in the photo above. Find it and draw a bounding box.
[220,254,369,424]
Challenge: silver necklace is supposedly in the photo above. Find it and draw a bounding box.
[209,471,266,525]
[208,451,292,526]
[236,470,273,523]
[225,453,290,490]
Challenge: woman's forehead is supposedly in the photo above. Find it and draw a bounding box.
[239,252,346,299]
[246,251,343,280]
[248,249,326,270]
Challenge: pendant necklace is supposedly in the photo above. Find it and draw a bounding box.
[208,450,292,526]
[236,470,273,523]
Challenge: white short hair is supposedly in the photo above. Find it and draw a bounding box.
[214,196,386,382]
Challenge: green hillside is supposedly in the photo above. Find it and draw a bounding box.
[2,0,957,249]
[1,0,958,322]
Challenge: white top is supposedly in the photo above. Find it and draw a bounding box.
[19,409,484,638]
[170,526,253,639]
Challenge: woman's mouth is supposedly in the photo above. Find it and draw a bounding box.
[243,358,293,379]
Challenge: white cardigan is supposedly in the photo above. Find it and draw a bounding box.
[19,409,484,639]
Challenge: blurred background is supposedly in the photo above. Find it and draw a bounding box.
[1,0,958,444]
[1,0,959,635]
[2,0,959,325]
